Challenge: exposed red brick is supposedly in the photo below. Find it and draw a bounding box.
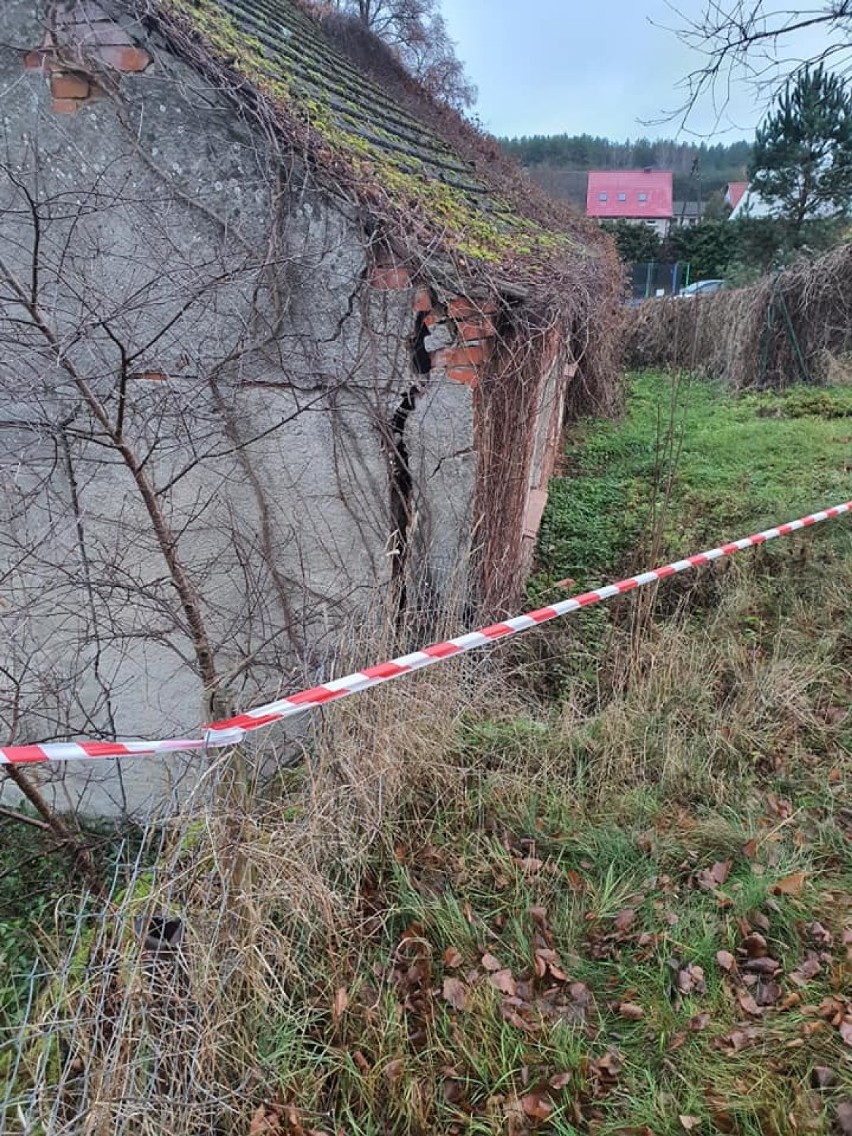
[432,343,490,369]
[51,71,91,99]
[446,365,478,387]
[447,296,498,320]
[457,318,497,342]
[423,310,440,327]
[24,49,53,71]
[413,287,433,313]
[52,97,82,114]
[96,44,151,72]
[370,264,411,290]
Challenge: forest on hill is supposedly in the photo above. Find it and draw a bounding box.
[500,134,752,203]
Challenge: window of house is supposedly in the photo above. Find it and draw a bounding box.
[598,191,608,202]
[617,192,627,201]
[638,192,648,202]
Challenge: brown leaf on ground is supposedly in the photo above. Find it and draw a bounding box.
[807,922,833,947]
[614,908,636,934]
[679,1116,701,1130]
[742,837,759,860]
[384,1058,405,1082]
[714,1025,760,1052]
[520,857,544,875]
[742,956,781,975]
[840,1019,852,1047]
[689,1012,711,1032]
[677,963,707,996]
[534,948,569,982]
[521,1091,554,1120]
[771,871,806,897]
[836,1101,852,1136]
[756,980,782,1006]
[697,861,732,889]
[481,952,503,972]
[590,1047,622,1085]
[488,969,517,996]
[332,987,349,1023]
[790,956,822,987]
[250,1105,283,1136]
[549,1072,573,1090]
[737,988,763,1016]
[442,977,469,1011]
[443,947,463,968]
[810,1066,838,1089]
[618,1001,646,1020]
[716,950,736,971]
[741,932,768,958]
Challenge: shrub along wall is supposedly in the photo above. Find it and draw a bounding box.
[624,241,852,389]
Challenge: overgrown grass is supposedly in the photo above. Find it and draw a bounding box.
[2,373,850,1135]
[535,372,852,590]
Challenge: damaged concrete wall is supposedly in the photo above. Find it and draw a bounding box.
[0,0,479,815]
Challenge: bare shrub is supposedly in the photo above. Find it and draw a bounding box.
[623,243,852,389]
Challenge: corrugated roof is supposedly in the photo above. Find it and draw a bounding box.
[586,170,673,220]
[154,0,587,268]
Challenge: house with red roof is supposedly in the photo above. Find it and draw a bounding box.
[725,182,749,212]
[586,169,674,237]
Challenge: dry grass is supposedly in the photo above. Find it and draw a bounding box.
[1,534,850,1135]
[624,242,852,390]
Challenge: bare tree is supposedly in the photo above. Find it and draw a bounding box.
[321,0,477,110]
[665,1,852,127]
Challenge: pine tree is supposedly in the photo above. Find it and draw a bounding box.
[750,65,852,230]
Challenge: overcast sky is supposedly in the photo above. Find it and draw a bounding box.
[440,0,830,142]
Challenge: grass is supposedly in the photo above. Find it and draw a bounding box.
[2,372,850,1135]
[535,372,852,590]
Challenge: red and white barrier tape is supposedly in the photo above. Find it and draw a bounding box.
[2,501,850,766]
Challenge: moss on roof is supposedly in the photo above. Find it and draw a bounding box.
[156,0,590,268]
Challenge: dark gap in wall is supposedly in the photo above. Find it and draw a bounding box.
[411,311,432,376]
[388,384,419,619]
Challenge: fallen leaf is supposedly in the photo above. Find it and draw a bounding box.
[614,908,636,934]
[679,1116,701,1131]
[736,988,762,1017]
[716,950,736,972]
[677,963,706,996]
[521,1091,554,1120]
[789,956,822,987]
[488,969,517,996]
[697,861,732,889]
[771,871,806,897]
[756,980,782,1006]
[810,1066,837,1089]
[332,988,349,1022]
[689,1012,711,1032]
[481,953,503,972]
[806,921,832,947]
[741,932,768,958]
[443,947,463,968]
[520,857,544,875]
[836,1101,852,1136]
[442,977,469,1011]
[742,837,759,860]
[384,1058,405,1082]
[840,1019,852,1047]
[250,1105,282,1136]
[742,956,781,975]
[549,1072,573,1090]
[619,1001,645,1020]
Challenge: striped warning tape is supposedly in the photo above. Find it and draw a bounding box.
[1,501,849,765]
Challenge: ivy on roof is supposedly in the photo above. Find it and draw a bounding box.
[158,0,581,266]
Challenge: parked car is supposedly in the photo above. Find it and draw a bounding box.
[677,279,725,298]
